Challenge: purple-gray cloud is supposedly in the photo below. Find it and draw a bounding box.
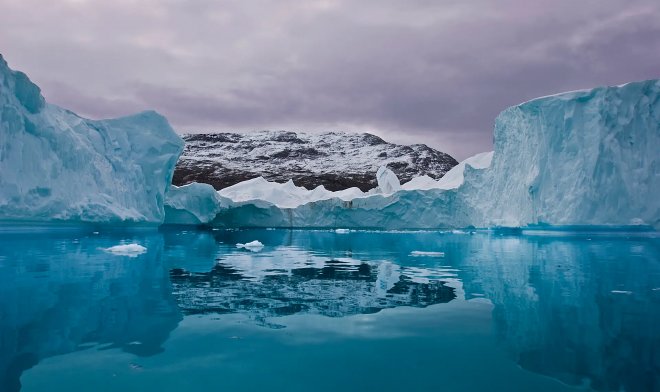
[1,0,658,159]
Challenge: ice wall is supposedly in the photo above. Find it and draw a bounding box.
[0,55,184,223]
[469,80,660,229]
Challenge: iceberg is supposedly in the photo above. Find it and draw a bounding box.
[376,166,401,194]
[164,183,223,225]
[2,53,656,230]
[236,240,265,251]
[0,54,184,224]
[469,80,660,229]
[401,151,493,191]
[216,177,370,208]
[207,79,660,230]
[104,244,148,257]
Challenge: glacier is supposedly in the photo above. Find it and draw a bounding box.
[166,79,659,230]
[0,54,184,224]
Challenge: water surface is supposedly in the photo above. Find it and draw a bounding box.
[1,227,658,391]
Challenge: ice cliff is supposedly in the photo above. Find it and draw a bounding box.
[468,81,660,228]
[0,55,184,223]
[167,80,659,230]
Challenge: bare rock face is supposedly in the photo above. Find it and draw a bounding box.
[173,131,458,191]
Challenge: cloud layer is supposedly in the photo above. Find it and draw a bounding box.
[1,0,658,159]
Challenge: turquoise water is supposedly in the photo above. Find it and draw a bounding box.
[1,227,658,391]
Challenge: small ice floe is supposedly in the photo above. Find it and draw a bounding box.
[611,290,633,295]
[104,244,147,257]
[128,341,143,346]
[236,240,264,252]
[410,251,445,257]
[652,288,660,291]
[335,228,350,234]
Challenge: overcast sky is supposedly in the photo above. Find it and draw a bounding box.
[1,0,658,159]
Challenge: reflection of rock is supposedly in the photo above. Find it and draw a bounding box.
[169,258,456,324]
[0,230,181,392]
[458,235,660,392]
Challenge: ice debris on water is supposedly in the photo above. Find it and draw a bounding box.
[104,244,147,257]
[410,251,445,257]
[236,240,264,252]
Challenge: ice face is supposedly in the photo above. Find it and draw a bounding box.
[469,79,660,229]
[164,183,223,225]
[0,55,184,223]
[376,166,401,195]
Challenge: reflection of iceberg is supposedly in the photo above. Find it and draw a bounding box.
[0,230,181,391]
[167,244,456,324]
[162,229,660,390]
[455,234,660,392]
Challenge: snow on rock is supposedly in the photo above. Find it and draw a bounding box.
[0,55,184,223]
[104,244,147,257]
[236,240,264,251]
[376,166,401,195]
[173,131,458,191]
[164,183,223,225]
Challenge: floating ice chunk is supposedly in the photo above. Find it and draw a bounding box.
[335,229,350,234]
[376,166,401,195]
[410,251,445,257]
[105,244,147,257]
[236,240,264,252]
[610,290,633,295]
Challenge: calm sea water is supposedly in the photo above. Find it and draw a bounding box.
[0,227,658,392]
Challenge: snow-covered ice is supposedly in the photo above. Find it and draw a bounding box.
[216,177,370,209]
[402,151,493,191]
[0,54,184,224]
[104,244,147,257]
